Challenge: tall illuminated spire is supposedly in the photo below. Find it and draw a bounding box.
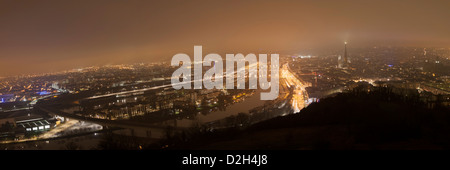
[343,42,348,68]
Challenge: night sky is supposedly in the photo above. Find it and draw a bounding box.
[1,0,449,76]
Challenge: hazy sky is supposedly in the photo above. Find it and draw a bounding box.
[1,0,450,76]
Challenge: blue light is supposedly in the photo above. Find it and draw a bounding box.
[39,91,50,95]
[388,65,393,67]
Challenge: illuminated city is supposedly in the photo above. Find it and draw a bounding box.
[0,0,450,168]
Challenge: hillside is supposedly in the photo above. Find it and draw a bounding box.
[163,87,450,150]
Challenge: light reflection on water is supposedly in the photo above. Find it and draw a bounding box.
[168,89,266,128]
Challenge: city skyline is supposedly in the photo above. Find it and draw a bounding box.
[1,0,450,76]
[0,0,449,153]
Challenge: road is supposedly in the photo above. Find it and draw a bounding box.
[281,63,309,113]
[39,120,102,139]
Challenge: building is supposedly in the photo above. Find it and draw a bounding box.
[0,94,15,103]
[15,115,56,132]
[0,110,56,140]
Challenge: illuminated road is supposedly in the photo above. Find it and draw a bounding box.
[39,120,102,139]
[281,63,309,113]
[39,120,79,139]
